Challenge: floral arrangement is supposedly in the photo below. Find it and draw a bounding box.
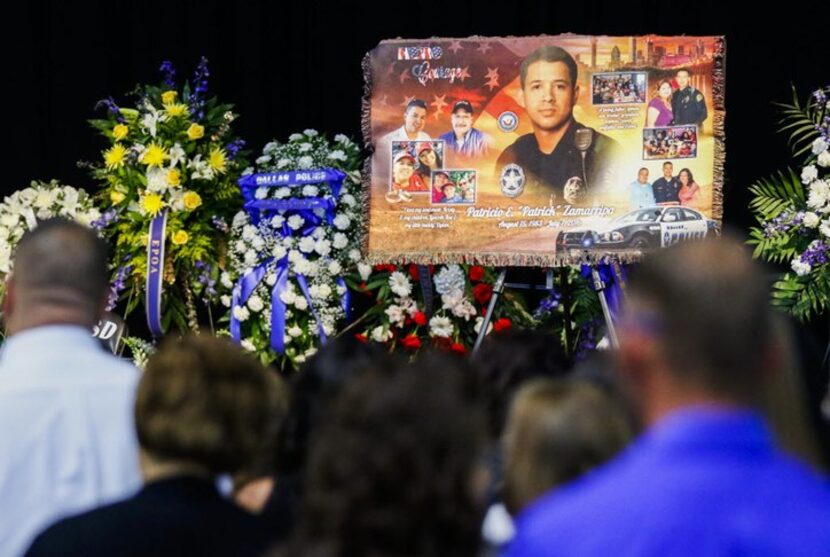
[0,179,103,279]
[349,263,534,354]
[221,131,364,368]
[88,57,247,332]
[749,85,830,320]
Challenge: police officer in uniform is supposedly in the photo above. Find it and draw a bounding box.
[671,69,707,127]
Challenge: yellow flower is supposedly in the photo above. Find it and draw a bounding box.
[209,147,227,174]
[112,124,129,141]
[167,168,181,187]
[104,144,128,170]
[165,103,189,118]
[161,90,178,105]
[110,191,126,204]
[183,191,202,211]
[141,142,168,167]
[172,230,189,245]
[186,123,205,141]
[140,193,165,216]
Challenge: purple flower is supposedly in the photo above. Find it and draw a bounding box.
[95,97,125,123]
[91,209,118,231]
[226,139,246,160]
[211,216,229,233]
[188,56,210,122]
[159,60,176,88]
[801,242,830,266]
[194,260,218,303]
[533,289,561,319]
[106,264,133,312]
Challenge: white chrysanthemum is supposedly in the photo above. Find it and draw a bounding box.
[819,151,830,168]
[333,233,348,249]
[294,296,309,311]
[327,150,347,161]
[244,250,258,266]
[303,129,319,137]
[280,289,297,305]
[270,215,285,228]
[277,158,291,168]
[145,168,170,193]
[398,297,418,317]
[232,211,248,228]
[241,167,254,176]
[385,305,406,327]
[791,258,812,276]
[294,258,312,276]
[358,262,372,280]
[302,185,319,197]
[263,141,279,153]
[272,245,287,260]
[288,326,304,338]
[221,272,233,289]
[371,325,392,343]
[233,305,250,322]
[299,143,312,153]
[340,194,357,207]
[429,315,454,338]
[298,156,314,169]
[349,249,362,262]
[820,220,830,238]
[220,295,231,307]
[804,212,821,228]
[264,272,276,287]
[335,134,349,143]
[813,138,829,155]
[333,214,351,230]
[315,239,332,256]
[251,236,265,252]
[288,215,305,230]
[247,295,265,313]
[241,225,257,241]
[289,133,304,141]
[283,237,296,249]
[474,316,493,335]
[328,261,342,275]
[808,190,828,211]
[389,271,412,298]
[299,236,316,253]
[802,165,819,184]
[256,155,272,166]
[434,265,466,297]
[275,187,291,199]
[255,187,269,199]
[241,339,256,352]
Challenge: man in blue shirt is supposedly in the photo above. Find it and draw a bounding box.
[629,167,656,209]
[438,100,490,159]
[508,238,830,557]
[652,161,679,204]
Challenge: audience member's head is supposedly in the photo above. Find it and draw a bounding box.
[617,236,775,423]
[136,334,288,480]
[287,355,486,557]
[503,378,634,514]
[4,218,109,334]
[474,330,572,439]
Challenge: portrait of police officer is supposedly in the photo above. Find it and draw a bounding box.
[495,45,619,203]
[671,69,708,127]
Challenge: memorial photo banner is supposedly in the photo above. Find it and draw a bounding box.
[362,34,725,266]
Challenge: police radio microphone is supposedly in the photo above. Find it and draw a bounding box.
[574,128,594,194]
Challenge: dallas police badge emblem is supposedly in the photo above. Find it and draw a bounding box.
[500,164,525,198]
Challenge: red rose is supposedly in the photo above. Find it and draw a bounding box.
[413,311,428,326]
[432,337,452,349]
[473,283,493,305]
[355,333,368,344]
[400,334,422,351]
[493,318,512,333]
[374,264,396,273]
[408,264,420,281]
[469,265,485,282]
[450,342,468,355]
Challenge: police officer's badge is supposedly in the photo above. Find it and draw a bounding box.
[500,164,525,198]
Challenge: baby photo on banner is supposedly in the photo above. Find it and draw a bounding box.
[363,35,725,266]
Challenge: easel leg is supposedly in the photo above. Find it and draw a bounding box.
[590,265,619,349]
[472,269,508,356]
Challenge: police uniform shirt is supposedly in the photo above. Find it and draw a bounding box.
[495,121,618,200]
[652,176,680,203]
[672,86,707,126]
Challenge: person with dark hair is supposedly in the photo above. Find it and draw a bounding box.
[677,167,701,208]
[495,45,619,203]
[502,378,634,515]
[652,160,679,204]
[0,219,141,557]
[415,141,442,182]
[508,237,830,556]
[283,354,486,557]
[381,98,431,143]
[646,79,674,127]
[262,336,399,543]
[26,335,288,557]
[672,69,707,126]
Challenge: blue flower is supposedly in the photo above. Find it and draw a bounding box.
[159,60,176,88]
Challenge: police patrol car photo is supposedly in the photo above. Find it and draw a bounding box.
[556,205,717,251]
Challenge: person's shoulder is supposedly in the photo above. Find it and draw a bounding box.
[437,130,454,142]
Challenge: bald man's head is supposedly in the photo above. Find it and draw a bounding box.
[8,219,109,328]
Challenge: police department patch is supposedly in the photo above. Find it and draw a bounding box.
[500,164,525,198]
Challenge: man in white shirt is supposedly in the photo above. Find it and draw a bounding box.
[378,99,431,152]
[0,219,140,557]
